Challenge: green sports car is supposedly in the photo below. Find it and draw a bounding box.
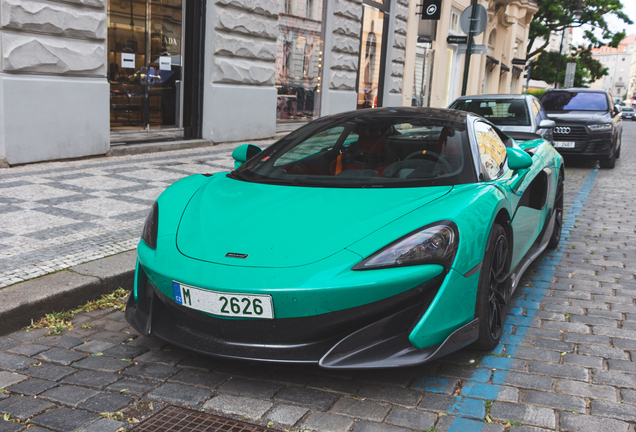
[125,107,564,368]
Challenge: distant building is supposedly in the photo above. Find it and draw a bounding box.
[590,35,636,103]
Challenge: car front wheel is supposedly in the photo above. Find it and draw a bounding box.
[547,173,564,249]
[474,223,511,350]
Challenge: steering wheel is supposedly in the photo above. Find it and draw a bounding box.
[404,150,453,173]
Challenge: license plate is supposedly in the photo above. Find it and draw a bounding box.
[172,282,274,319]
[553,141,575,148]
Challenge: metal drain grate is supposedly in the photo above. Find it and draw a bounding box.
[132,405,272,432]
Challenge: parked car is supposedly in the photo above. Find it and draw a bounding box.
[621,106,635,121]
[449,94,556,144]
[126,108,564,369]
[540,88,622,169]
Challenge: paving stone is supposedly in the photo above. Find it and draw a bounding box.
[329,397,390,422]
[81,418,126,432]
[594,326,636,340]
[509,426,554,432]
[147,383,212,407]
[40,385,98,407]
[533,338,574,352]
[385,407,436,430]
[560,411,630,432]
[490,401,555,429]
[72,356,129,373]
[523,390,586,412]
[569,315,619,327]
[134,350,188,366]
[123,363,179,381]
[503,372,554,391]
[563,353,604,368]
[355,369,414,387]
[101,344,147,359]
[0,372,26,389]
[555,379,617,401]
[608,359,636,374]
[591,399,636,422]
[359,384,422,407]
[417,393,485,420]
[622,389,636,404]
[0,353,38,372]
[301,412,355,432]
[176,354,221,370]
[593,370,636,388]
[412,375,460,395]
[497,386,519,402]
[166,369,228,390]
[61,370,120,389]
[275,386,340,411]
[0,419,24,432]
[31,407,100,432]
[6,378,56,396]
[210,362,273,380]
[77,392,133,413]
[529,361,589,381]
[563,332,611,345]
[0,395,55,421]
[218,377,282,399]
[26,364,75,381]
[88,332,130,344]
[39,336,83,349]
[8,329,48,343]
[35,348,86,366]
[307,376,361,394]
[265,404,309,427]
[578,345,630,360]
[515,347,561,362]
[106,378,159,396]
[353,422,410,432]
[7,344,48,357]
[203,394,272,420]
[73,341,115,354]
[125,336,166,351]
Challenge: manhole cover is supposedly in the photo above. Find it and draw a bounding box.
[133,406,273,431]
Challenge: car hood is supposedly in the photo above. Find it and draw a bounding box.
[545,111,610,124]
[176,175,452,268]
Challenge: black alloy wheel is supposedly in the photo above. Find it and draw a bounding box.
[547,174,564,249]
[474,223,511,350]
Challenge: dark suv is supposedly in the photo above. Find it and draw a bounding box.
[540,88,622,168]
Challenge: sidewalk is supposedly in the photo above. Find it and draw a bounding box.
[0,139,277,289]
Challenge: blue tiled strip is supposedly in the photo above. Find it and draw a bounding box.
[415,169,599,431]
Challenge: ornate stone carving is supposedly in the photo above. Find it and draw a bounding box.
[330,70,356,90]
[55,0,105,9]
[393,34,406,49]
[213,57,275,85]
[2,33,105,75]
[215,32,277,61]
[1,0,106,40]
[391,61,404,77]
[331,52,358,71]
[332,34,360,55]
[392,47,405,63]
[215,0,278,17]
[389,77,402,93]
[215,7,278,40]
[334,0,362,21]
[333,16,361,37]
[395,3,408,21]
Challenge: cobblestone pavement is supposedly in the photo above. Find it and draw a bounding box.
[0,123,635,432]
[0,140,276,288]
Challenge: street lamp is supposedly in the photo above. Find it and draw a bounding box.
[554,0,583,88]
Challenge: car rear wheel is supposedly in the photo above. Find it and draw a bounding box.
[547,174,564,249]
[600,150,616,169]
[474,223,511,350]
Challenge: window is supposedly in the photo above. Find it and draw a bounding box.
[488,30,496,48]
[474,122,507,180]
[450,10,459,33]
[306,0,313,18]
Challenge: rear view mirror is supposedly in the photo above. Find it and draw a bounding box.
[232,144,262,169]
[507,147,533,171]
[538,119,556,129]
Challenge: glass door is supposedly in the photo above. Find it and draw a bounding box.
[356,0,389,110]
[108,0,184,139]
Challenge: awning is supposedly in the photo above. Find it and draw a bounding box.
[500,63,510,74]
[486,55,499,72]
[512,65,523,78]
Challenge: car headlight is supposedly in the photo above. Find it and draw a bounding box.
[353,222,459,270]
[588,123,613,132]
[141,202,158,249]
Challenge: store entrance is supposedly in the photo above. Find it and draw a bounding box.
[108,0,185,142]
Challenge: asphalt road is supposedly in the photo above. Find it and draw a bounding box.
[0,122,635,432]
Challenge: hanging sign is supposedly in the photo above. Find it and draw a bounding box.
[511,58,527,66]
[447,35,468,44]
[421,0,442,20]
[121,53,135,69]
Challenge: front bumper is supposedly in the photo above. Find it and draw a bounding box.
[125,265,479,368]
[553,126,612,158]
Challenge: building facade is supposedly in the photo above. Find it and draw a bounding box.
[0,0,412,165]
[590,35,636,104]
[408,0,538,109]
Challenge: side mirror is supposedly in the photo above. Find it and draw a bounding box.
[507,147,533,171]
[232,144,262,169]
[538,119,556,129]
[615,104,622,115]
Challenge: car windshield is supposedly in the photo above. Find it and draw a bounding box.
[541,92,609,112]
[623,107,634,112]
[232,113,476,188]
[449,99,530,126]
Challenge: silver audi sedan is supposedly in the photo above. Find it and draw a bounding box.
[449,94,556,144]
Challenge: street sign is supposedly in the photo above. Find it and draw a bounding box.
[511,58,526,66]
[447,35,468,44]
[460,5,488,36]
[421,0,442,20]
[564,62,576,88]
[458,44,486,55]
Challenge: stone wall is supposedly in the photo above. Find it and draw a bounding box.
[329,0,362,91]
[389,0,408,94]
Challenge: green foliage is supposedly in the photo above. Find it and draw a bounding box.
[525,89,547,99]
[528,47,608,87]
[528,0,632,60]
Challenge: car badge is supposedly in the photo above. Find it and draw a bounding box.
[555,127,571,134]
[226,253,248,259]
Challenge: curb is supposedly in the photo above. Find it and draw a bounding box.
[0,251,137,336]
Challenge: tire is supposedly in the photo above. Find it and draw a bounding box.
[616,141,621,159]
[547,173,564,249]
[474,223,511,350]
[600,150,616,169]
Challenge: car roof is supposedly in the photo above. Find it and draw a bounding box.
[543,88,608,94]
[325,107,469,123]
[453,94,533,100]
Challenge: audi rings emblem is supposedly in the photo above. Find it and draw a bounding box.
[426,4,437,15]
[555,127,571,134]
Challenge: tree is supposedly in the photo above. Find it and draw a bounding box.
[528,48,608,87]
[526,0,632,61]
